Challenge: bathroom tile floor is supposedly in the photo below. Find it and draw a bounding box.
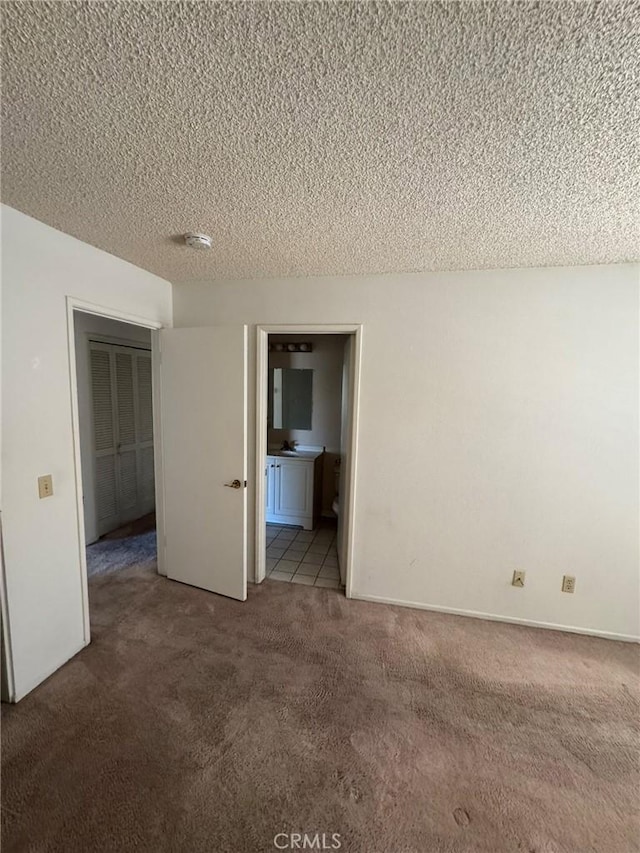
[266,520,342,589]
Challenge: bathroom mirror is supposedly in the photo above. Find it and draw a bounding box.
[269,368,313,430]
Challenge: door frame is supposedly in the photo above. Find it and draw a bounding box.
[66,297,165,645]
[255,324,363,597]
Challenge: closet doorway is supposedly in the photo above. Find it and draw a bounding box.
[73,309,160,584]
[88,340,155,538]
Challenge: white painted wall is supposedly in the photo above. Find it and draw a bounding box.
[1,206,171,700]
[74,313,152,544]
[269,334,345,513]
[174,264,640,641]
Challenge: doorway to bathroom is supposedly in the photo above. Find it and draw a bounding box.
[255,325,362,595]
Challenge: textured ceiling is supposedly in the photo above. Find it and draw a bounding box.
[2,1,639,283]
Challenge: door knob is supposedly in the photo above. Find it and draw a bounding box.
[225,479,242,489]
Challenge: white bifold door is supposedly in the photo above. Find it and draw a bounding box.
[90,342,155,536]
[159,326,248,601]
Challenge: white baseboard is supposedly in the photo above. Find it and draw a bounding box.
[350,592,640,643]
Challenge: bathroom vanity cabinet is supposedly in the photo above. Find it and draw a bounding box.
[265,450,323,530]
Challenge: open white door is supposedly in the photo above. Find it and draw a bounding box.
[160,326,248,600]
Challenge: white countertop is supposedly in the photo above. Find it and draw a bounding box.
[267,447,324,461]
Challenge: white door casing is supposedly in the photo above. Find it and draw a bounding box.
[66,298,163,661]
[255,324,363,592]
[160,326,248,601]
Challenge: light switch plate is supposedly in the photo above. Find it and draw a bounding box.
[38,474,53,499]
[512,570,525,587]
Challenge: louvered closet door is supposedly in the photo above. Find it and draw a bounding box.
[90,342,155,536]
[90,346,120,535]
[114,350,139,524]
[136,353,155,513]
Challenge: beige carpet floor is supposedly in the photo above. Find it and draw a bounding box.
[2,564,639,852]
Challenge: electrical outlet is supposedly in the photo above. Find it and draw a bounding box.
[38,474,53,499]
[562,575,576,594]
[512,570,525,587]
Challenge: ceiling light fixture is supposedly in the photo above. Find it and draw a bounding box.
[268,342,313,353]
[184,232,212,250]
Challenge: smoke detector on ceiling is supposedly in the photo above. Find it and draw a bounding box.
[184,233,212,250]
